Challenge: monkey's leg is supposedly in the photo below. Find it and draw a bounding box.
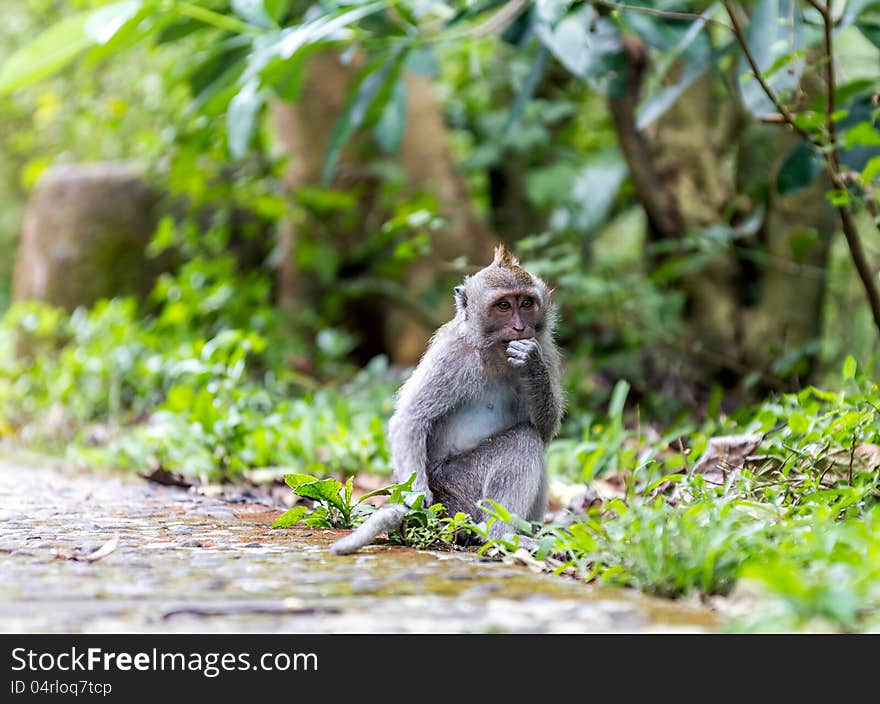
[431,422,548,540]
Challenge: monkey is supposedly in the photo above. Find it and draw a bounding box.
[330,244,563,555]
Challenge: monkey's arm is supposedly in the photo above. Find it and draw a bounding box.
[388,333,476,504]
[506,337,563,442]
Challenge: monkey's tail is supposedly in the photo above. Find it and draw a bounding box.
[329,504,409,555]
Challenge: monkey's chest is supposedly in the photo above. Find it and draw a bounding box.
[428,385,524,462]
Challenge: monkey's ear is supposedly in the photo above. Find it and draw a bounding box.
[453,285,467,315]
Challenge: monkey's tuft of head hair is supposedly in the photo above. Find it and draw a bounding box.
[454,244,554,349]
[488,244,534,287]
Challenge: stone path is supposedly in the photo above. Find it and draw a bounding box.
[0,458,717,633]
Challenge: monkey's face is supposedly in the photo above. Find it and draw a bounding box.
[484,290,542,344]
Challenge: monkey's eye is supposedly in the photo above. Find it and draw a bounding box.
[496,299,512,311]
[521,297,534,309]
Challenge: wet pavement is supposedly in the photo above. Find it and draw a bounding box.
[0,457,718,633]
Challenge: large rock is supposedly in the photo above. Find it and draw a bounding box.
[12,162,162,309]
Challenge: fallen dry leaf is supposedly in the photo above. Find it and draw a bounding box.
[139,468,193,488]
[692,433,765,484]
[55,536,120,563]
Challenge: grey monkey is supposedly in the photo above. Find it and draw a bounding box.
[330,245,563,555]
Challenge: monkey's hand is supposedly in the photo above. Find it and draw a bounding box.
[506,338,542,370]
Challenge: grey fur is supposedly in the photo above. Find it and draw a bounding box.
[329,249,563,555]
[328,504,409,555]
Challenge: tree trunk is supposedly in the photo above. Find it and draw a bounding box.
[609,40,835,396]
[271,51,495,366]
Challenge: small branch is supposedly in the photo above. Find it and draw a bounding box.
[724,0,880,336]
[815,0,841,172]
[721,0,819,147]
[756,113,788,124]
[591,0,731,29]
[834,203,880,331]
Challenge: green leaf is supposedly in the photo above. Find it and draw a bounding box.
[737,0,805,116]
[227,79,264,159]
[568,152,628,233]
[323,52,407,182]
[344,475,354,508]
[293,478,346,511]
[842,355,858,381]
[0,7,109,96]
[845,121,880,147]
[788,412,810,435]
[84,0,144,44]
[777,141,822,195]
[510,514,535,534]
[374,75,407,154]
[506,45,549,130]
[478,498,511,523]
[284,472,319,489]
[264,0,289,23]
[637,60,706,129]
[863,156,880,184]
[608,379,630,424]
[231,0,276,28]
[357,483,395,503]
[0,1,148,96]
[536,13,625,95]
[272,506,308,528]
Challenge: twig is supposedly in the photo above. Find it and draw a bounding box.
[721,0,819,147]
[591,0,731,29]
[723,0,880,336]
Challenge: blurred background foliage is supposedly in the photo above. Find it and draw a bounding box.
[0,0,878,482]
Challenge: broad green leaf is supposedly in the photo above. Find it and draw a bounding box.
[272,506,308,528]
[843,355,858,381]
[863,156,880,183]
[536,13,625,95]
[506,45,549,130]
[737,0,805,116]
[284,472,319,489]
[845,121,880,147]
[536,0,574,26]
[0,13,90,96]
[510,514,535,534]
[0,1,148,97]
[323,52,407,182]
[264,0,289,23]
[777,141,821,195]
[568,152,627,233]
[637,60,706,130]
[838,92,880,172]
[608,379,630,424]
[478,499,511,523]
[788,412,810,435]
[374,74,407,153]
[84,0,144,44]
[232,0,275,28]
[292,478,345,510]
[227,79,264,159]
